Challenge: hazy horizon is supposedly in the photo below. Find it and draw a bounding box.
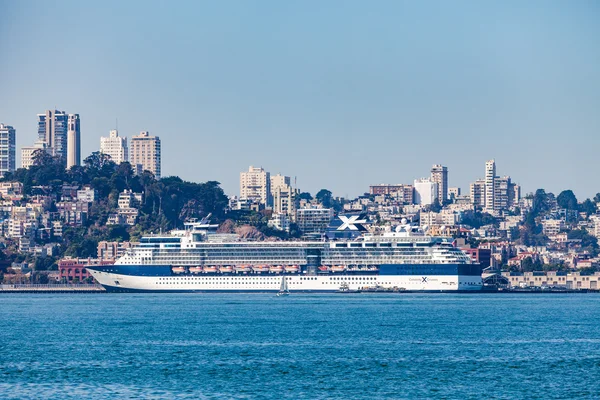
[1,1,598,200]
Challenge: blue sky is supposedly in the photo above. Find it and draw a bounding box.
[0,0,598,199]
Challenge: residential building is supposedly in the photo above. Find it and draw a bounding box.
[100,130,128,164]
[0,182,23,198]
[484,159,496,213]
[37,109,68,159]
[0,124,16,176]
[430,164,448,202]
[97,241,136,260]
[542,219,566,236]
[130,131,161,178]
[66,114,81,168]
[267,213,291,232]
[76,186,96,203]
[296,207,334,237]
[369,184,404,195]
[413,178,438,206]
[470,179,486,209]
[21,140,47,169]
[240,166,270,206]
[56,201,89,226]
[448,187,461,200]
[58,257,114,282]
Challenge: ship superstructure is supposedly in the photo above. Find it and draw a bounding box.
[87,217,482,292]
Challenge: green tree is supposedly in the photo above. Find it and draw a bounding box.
[594,193,600,203]
[557,190,578,210]
[315,189,333,208]
[579,199,597,216]
[430,199,442,213]
[297,192,312,201]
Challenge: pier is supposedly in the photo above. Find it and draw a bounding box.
[0,284,106,293]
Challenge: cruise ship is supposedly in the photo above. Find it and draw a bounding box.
[87,216,483,293]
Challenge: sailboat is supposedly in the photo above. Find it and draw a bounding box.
[277,276,290,297]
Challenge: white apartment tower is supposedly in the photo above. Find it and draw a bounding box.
[430,164,448,202]
[240,166,270,206]
[0,124,16,176]
[100,130,129,164]
[130,131,161,178]
[66,114,81,169]
[413,178,439,206]
[484,160,496,213]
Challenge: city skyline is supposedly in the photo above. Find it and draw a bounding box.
[1,1,599,198]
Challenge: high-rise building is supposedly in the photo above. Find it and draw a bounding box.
[270,174,296,217]
[484,160,496,213]
[100,130,129,164]
[37,110,69,159]
[413,178,438,206]
[21,140,47,169]
[240,166,270,206]
[430,164,448,202]
[130,131,161,178]
[0,124,16,176]
[470,179,486,208]
[66,114,80,169]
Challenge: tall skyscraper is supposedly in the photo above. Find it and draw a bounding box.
[66,114,81,169]
[100,130,129,164]
[130,131,161,178]
[240,166,270,206]
[37,110,68,159]
[430,164,448,203]
[0,124,16,176]
[484,160,496,213]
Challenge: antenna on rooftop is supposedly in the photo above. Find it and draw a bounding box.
[116,118,118,131]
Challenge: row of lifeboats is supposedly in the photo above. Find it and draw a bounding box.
[318,265,380,272]
[171,265,301,274]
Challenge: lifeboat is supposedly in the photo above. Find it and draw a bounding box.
[331,265,346,272]
[253,265,270,273]
[203,265,218,273]
[318,265,330,272]
[171,266,185,274]
[189,266,203,274]
[219,265,233,273]
[269,265,284,274]
[284,265,300,273]
[234,265,252,273]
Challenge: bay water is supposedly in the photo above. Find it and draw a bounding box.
[1,293,599,399]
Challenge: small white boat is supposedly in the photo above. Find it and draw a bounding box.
[203,266,218,273]
[318,265,330,272]
[276,276,290,297]
[188,266,203,274]
[171,266,185,274]
[331,265,346,272]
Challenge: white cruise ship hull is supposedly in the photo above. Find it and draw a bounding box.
[88,269,483,292]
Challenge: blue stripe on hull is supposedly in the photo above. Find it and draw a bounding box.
[100,284,481,294]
